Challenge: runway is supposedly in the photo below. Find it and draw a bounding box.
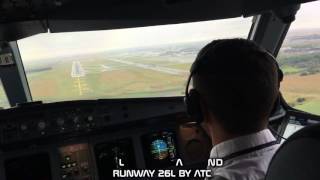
[71,61,86,78]
[108,59,188,75]
[71,61,88,96]
[70,59,188,95]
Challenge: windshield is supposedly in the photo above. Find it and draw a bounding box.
[18,17,252,102]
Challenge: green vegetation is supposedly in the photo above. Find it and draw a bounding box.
[295,101,320,115]
[278,53,320,75]
[281,66,304,74]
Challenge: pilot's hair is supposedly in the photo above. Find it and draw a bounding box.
[193,38,279,135]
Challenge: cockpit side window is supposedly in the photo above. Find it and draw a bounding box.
[0,79,9,109]
[278,0,320,115]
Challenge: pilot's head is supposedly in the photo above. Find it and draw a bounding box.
[189,39,280,144]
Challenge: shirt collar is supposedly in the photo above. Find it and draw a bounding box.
[210,129,276,158]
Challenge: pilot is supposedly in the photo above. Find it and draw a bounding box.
[185,39,281,180]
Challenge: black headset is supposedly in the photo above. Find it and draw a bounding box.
[184,40,284,124]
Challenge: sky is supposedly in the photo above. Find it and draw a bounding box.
[292,0,320,30]
[18,0,320,62]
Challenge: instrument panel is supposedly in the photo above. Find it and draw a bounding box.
[0,97,212,180]
[0,98,187,146]
[0,97,317,180]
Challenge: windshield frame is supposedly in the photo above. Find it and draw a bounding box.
[13,17,254,104]
[1,14,295,107]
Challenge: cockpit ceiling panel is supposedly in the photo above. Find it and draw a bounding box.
[0,0,316,40]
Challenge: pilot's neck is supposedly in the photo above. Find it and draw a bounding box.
[209,123,267,146]
[211,128,238,145]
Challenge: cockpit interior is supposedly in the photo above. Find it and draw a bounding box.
[0,0,320,179]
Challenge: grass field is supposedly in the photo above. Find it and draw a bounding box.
[25,52,193,102]
[277,28,320,115]
[281,74,320,115]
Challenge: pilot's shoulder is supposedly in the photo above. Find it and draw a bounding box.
[207,175,229,180]
[210,156,270,180]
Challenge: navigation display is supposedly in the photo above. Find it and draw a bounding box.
[94,138,136,179]
[151,139,170,160]
[5,153,52,180]
[142,131,178,168]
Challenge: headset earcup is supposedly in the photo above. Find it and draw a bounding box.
[278,68,284,83]
[269,53,283,116]
[186,89,204,124]
[271,67,283,116]
[270,95,281,116]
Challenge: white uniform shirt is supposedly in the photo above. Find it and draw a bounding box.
[207,129,280,180]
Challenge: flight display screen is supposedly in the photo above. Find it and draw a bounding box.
[142,131,178,168]
[5,153,52,180]
[94,138,136,179]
